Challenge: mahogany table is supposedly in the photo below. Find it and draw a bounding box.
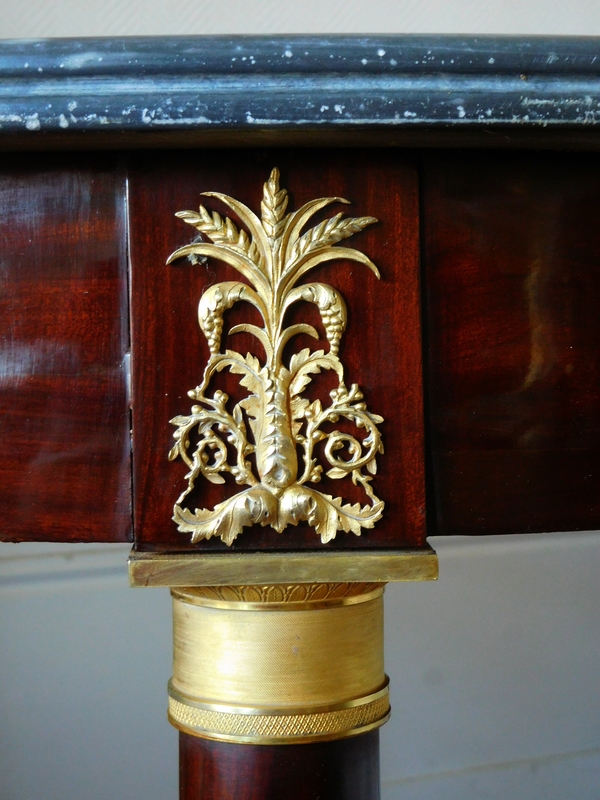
[1,35,599,799]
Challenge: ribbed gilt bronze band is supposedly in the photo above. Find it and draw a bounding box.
[169,583,389,745]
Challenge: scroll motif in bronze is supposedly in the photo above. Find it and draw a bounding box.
[167,169,384,545]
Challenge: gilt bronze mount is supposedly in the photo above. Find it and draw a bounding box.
[168,582,389,745]
[167,168,385,546]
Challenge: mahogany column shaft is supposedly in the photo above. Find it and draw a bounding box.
[180,731,381,800]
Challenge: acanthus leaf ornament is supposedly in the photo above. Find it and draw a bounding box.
[167,168,385,545]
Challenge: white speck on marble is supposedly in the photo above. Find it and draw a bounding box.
[159,115,209,125]
[457,105,466,118]
[377,49,385,57]
[284,50,293,58]
[25,114,40,130]
[58,114,69,128]
[67,100,77,111]
[0,113,23,125]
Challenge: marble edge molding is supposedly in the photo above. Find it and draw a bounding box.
[0,36,600,142]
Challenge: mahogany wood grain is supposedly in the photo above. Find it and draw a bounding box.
[129,149,425,551]
[180,731,380,800]
[8,146,599,545]
[0,155,131,542]
[424,150,600,535]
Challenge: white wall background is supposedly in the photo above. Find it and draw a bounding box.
[1,2,600,799]
[3,0,600,37]
[1,534,599,800]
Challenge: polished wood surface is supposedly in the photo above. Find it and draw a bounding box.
[4,147,600,544]
[0,155,131,542]
[129,150,425,551]
[424,151,600,535]
[180,731,380,800]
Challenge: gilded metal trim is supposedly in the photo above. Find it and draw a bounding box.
[169,679,389,717]
[169,580,388,743]
[167,168,384,546]
[171,582,384,611]
[172,590,385,708]
[129,546,439,587]
[168,682,390,745]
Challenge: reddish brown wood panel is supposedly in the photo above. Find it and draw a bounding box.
[0,155,131,542]
[129,149,424,550]
[424,150,600,535]
[180,731,380,800]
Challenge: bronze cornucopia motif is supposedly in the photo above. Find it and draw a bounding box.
[167,168,384,545]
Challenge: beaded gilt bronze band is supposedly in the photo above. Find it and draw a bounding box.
[168,583,390,745]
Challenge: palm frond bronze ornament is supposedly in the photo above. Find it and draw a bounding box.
[167,169,385,546]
